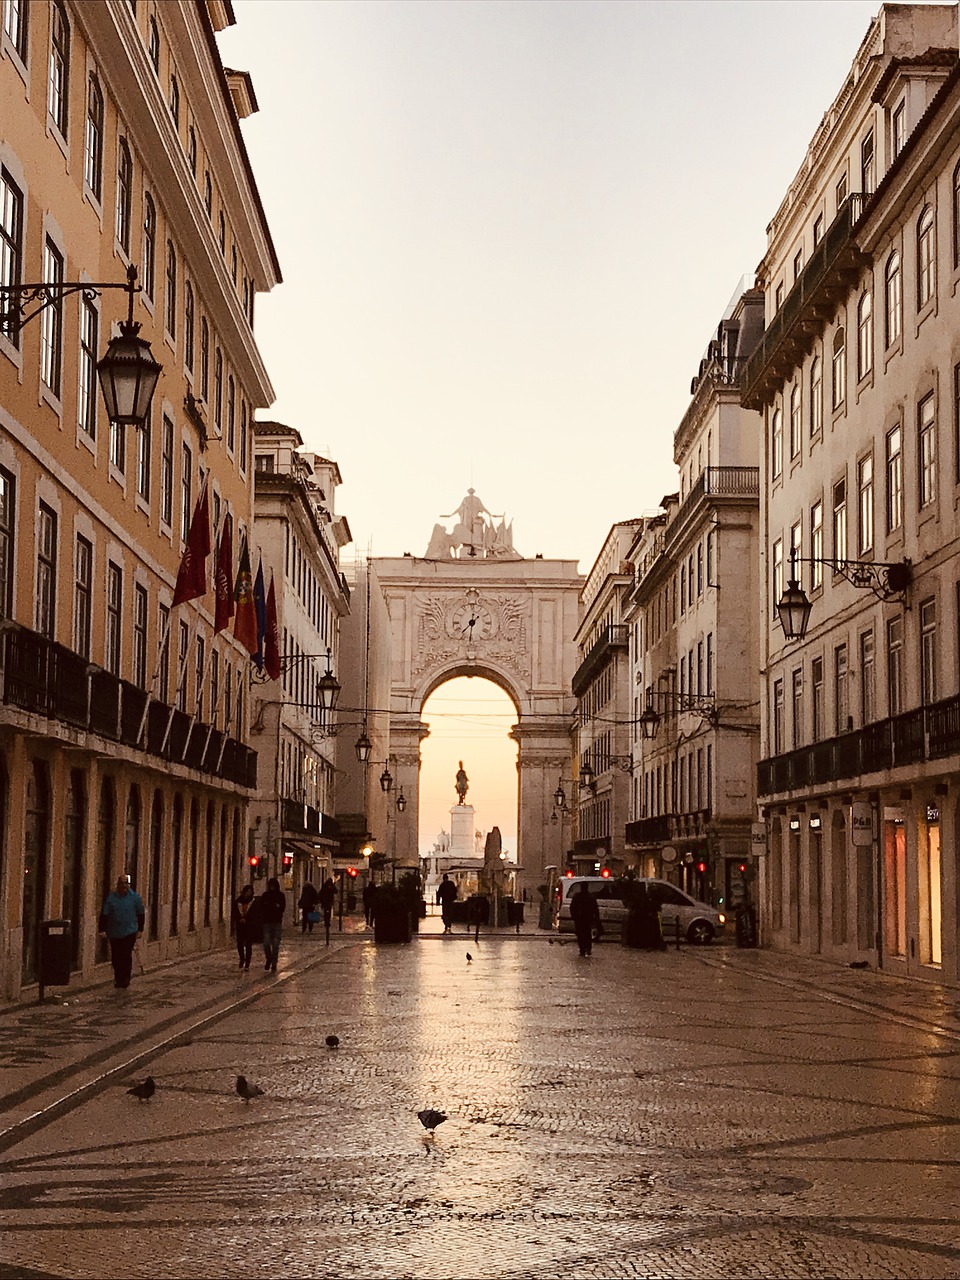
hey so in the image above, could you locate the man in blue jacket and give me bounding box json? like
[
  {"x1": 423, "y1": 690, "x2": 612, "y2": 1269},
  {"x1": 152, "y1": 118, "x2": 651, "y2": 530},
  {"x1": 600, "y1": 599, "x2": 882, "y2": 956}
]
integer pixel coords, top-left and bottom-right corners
[{"x1": 98, "y1": 877, "x2": 145, "y2": 989}]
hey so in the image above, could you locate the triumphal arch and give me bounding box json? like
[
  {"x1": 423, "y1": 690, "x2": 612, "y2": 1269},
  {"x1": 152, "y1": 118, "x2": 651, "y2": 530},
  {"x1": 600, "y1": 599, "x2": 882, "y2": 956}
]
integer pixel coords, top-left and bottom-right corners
[{"x1": 373, "y1": 492, "x2": 582, "y2": 896}]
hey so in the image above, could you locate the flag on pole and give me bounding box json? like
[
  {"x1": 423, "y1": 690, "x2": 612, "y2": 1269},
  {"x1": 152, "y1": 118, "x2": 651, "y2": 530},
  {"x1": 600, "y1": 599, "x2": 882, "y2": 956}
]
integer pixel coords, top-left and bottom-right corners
[
  {"x1": 265, "y1": 571, "x2": 281, "y2": 682},
  {"x1": 253, "y1": 557, "x2": 267, "y2": 672},
  {"x1": 214, "y1": 516, "x2": 235, "y2": 634},
  {"x1": 233, "y1": 537, "x2": 258, "y2": 655},
  {"x1": 171, "y1": 484, "x2": 211, "y2": 607}
]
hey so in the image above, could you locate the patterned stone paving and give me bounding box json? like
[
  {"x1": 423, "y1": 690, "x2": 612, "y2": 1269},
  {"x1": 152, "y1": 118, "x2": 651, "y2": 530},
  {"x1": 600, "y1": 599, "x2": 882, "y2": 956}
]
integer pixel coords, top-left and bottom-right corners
[{"x1": 1, "y1": 930, "x2": 960, "y2": 1278}]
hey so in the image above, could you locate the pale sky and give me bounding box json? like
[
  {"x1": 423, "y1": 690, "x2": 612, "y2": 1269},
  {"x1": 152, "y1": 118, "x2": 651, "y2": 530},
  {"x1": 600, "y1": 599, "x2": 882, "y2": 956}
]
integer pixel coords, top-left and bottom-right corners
[{"x1": 219, "y1": 0, "x2": 884, "y2": 852}]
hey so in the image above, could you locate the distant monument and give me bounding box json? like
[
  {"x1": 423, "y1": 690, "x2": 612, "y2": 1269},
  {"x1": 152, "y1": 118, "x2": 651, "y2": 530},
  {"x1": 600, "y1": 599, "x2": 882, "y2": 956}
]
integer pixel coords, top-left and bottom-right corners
[
  {"x1": 424, "y1": 489, "x2": 522, "y2": 560},
  {"x1": 455, "y1": 761, "x2": 469, "y2": 805}
]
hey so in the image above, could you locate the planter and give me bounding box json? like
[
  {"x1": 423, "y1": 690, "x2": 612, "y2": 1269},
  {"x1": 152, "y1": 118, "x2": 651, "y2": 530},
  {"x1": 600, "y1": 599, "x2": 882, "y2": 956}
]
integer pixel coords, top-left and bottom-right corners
[{"x1": 374, "y1": 907, "x2": 412, "y2": 943}]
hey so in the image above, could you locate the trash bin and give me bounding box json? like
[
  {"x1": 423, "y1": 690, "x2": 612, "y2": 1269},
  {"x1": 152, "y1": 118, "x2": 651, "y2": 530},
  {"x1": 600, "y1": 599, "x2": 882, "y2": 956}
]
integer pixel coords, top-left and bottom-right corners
[
  {"x1": 40, "y1": 919, "x2": 72, "y2": 986},
  {"x1": 735, "y1": 904, "x2": 758, "y2": 948}
]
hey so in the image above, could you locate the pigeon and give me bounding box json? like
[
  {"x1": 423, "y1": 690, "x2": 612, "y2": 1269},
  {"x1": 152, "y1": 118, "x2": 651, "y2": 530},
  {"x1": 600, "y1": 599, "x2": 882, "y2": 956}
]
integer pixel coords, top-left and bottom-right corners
[
  {"x1": 417, "y1": 1109, "x2": 447, "y2": 1131},
  {"x1": 325, "y1": 1035, "x2": 340, "y2": 1049},
  {"x1": 236, "y1": 1074, "x2": 264, "y2": 1102},
  {"x1": 127, "y1": 1076, "x2": 155, "y2": 1102},
  {"x1": 466, "y1": 953, "x2": 473, "y2": 962}
]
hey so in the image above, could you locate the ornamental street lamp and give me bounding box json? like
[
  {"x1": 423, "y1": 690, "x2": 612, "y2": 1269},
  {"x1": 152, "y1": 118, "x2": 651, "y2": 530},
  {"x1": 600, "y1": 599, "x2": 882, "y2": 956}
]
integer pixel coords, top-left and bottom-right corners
[
  {"x1": 1, "y1": 263, "x2": 160, "y2": 429},
  {"x1": 639, "y1": 689, "x2": 718, "y2": 740},
  {"x1": 775, "y1": 549, "x2": 912, "y2": 641}
]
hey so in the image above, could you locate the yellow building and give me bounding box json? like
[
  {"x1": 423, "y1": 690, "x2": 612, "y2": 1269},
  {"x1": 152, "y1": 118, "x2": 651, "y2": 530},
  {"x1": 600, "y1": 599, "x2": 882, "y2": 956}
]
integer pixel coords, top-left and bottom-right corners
[{"x1": 0, "y1": 1, "x2": 280, "y2": 997}]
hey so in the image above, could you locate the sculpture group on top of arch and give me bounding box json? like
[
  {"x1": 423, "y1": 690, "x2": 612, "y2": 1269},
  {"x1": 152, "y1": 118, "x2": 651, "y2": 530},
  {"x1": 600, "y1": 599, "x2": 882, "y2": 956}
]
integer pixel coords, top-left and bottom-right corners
[{"x1": 425, "y1": 489, "x2": 522, "y2": 560}]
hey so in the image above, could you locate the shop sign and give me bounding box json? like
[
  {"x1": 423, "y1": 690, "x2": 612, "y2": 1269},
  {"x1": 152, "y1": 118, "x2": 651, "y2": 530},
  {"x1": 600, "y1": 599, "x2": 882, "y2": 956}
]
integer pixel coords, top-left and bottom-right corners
[
  {"x1": 750, "y1": 822, "x2": 767, "y2": 852},
  {"x1": 851, "y1": 801, "x2": 874, "y2": 847}
]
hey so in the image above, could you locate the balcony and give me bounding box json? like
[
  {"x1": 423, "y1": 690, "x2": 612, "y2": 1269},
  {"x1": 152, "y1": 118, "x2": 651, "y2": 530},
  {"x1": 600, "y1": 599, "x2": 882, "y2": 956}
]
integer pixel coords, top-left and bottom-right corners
[
  {"x1": 741, "y1": 195, "x2": 868, "y2": 409},
  {"x1": 625, "y1": 814, "x2": 673, "y2": 845},
  {"x1": 0, "y1": 622, "x2": 257, "y2": 789},
  {"x1": 572, "y1": 624, "x2": 629, "y2": 698},
  {"x1": 757, "y1": 693, "x2": 960, "y2": 796},
  {"x1": 667, "y1": 467, "x2": 759, "y2": 546}
]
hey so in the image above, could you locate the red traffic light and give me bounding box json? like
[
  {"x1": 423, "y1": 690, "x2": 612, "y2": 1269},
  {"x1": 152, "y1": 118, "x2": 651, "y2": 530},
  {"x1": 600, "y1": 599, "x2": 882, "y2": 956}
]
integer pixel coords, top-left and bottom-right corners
[
  {"x1": 738, "y1": 863, "x2": 748, "y2": 874},
  {"x1": 600, "y1": 867, "x2": 611, "y2": 879},
  {"x1": 282, "y1": 853, "x2": 293, "y2": 868},
  {"x1": 696, "y1": 861, "x2": 707, "y2": 874},
  {"x1": 248, "y1": 855, "x2": 259, "y2": 868},
  {"x1": 346, "y1": 866, "x2": 358, "y2": 878}
]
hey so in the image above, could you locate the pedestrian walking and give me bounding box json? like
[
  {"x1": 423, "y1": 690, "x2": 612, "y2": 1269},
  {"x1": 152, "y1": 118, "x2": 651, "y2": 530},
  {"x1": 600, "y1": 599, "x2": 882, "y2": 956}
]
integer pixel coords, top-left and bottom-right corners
[
  {"x1": 318, "y1": 877, "x2": 337, "y2": 945},
  {"x1": 232, "y1": 884, "x2": 256, "y2": 969},
  {"x1": 436, "y1": 873, "x2": 457, "y2": 934},
  {"x1": 298, "y1": 881, "x2": 320, "y2": 934},
  {"x1": 259, "y1": 877, "x2": 286, "y2": 972},
  {"x1": 362, "y1": 879, "x2": 377, "y2": 927},
  {"x1": 98, "y1": 876, "x2": 145, "y2": 988},
  {"x1": 570, "y1": 882, "x2": 601, "y2": 957}
]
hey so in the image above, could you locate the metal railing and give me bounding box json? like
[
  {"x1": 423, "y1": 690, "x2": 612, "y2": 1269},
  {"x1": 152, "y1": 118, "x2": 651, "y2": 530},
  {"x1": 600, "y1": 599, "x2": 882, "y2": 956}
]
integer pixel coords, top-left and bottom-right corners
[{"x1": 572, "y1": 623, "x2": 630, "y2": 697}]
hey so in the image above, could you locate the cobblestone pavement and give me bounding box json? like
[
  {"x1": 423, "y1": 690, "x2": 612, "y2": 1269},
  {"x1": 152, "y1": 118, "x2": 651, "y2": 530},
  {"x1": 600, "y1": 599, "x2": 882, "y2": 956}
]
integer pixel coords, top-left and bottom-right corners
[{"x1": 1, "y1": 920, "x2": 960, "y2": 1279}]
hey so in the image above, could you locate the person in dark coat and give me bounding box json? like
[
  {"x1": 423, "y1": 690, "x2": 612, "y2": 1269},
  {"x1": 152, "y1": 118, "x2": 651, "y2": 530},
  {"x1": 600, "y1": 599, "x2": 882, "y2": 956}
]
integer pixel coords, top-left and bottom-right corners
[
  {"x1": 299, "y1": 881, "x2": 320, "y2": 934},
  {"x1": 436, "y1": 874, "x2": 458, "y2": 933},
  {"x1": 259, "y1": 877, "x2": 286, "y2": 972},
  {"x1": 633, "y1": 881, "x2": 666, "y2": 950},
  {"x1": 232, "y1": 884, "x2": 256, "y2": 969},
  {"x1": 98, "y1": 876, "x2": 145, "y2": 988},
  {"x1": 569, "y1": 882, "x2": 601, "y2": 957},
  {"x1": 318, "y1": 878, "x2": 337, "y2": 945},
  {"x1": 362, "y1": 879, "x2": 377, "y2": 926}
]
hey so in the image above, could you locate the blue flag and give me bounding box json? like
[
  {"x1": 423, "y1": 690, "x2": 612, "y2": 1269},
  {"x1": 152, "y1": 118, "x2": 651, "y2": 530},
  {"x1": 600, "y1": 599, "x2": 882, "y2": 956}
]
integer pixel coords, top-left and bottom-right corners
[{"x1": 253, "y1": 557, "x2": 267, "y2": 672}]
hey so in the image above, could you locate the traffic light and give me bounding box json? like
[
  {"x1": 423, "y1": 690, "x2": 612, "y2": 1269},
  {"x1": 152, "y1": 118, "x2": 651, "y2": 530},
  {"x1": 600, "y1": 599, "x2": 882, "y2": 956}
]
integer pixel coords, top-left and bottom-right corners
[
  {"x1": 600, "y1": 867, "x2": 611, "y2": 879},
  {"x1": 248, "y1": 855, "x2": 258, "y2": 869},
  {"x1": 282, "y1": 851, "x2": 293, "y2": 870},
  {"x1": 738, "y1": 862, "x2": 748, "y2": 874},
  {"x1": 696, "y1": 860, "x2": 707, "y2": 874},
  {"x1": 346, "y1": 866, "x2": 358, "y2": 878}
]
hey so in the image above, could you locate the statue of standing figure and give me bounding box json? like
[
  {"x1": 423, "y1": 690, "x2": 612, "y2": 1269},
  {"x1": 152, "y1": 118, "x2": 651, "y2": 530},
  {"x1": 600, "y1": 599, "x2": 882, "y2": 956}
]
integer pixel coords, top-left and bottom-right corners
[{"x1": 455, "y1": 761, "x2": 469, "y2": 805}]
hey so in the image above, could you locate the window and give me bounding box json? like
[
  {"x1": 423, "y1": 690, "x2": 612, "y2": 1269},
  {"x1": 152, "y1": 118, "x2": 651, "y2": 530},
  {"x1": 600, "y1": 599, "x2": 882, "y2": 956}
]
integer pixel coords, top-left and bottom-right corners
[
  {"x1": 812, "y1": 656, "x2": 824, "y2": 741},
  {"x1": 40, "y1": 238, "x2": 63, "y2": 396},
  {"x1": 85, "y1": 75, "x2": 104, "y2": 199},
  {"x1": 74, "y1": 535, "x2": 92, "y2": 657},
  {"x1": 793, "y1": 249, "x2": 803, "y2": 281},
  {"x1": 203, "y1": 171, "x2": 212, "y2": 218},
  {"x1": 0, "y1": 467, "x2": 14, "y2": 620},
  {"x1": 917, "y1": 206, "x2": 935, "y2": 309},
  {"x1": 789, "y1": 385, "x2": 801, "y2": 458},
  {"x1": 886, "y1": 424, "x2": 903, "y2": 532},
  {"x1": 184, "y1": 282, "x2": 194, "y2": 371},
  {"x1": 78, "y1": 297, "x2": 98, "y2": 437},
  {"x1": 214, "y1": 348, "x2": 223, "y2": 435},
  {"x1": 696, "y1": 543, "x2": 703, "y2": 596},
  {"x1": 165, "y1": 241, "x2": 177, "y2": 338},
  {"x1": 954, "y1": 163, "x2": 960, "y2": 270},
  {"x1": 791, "y1": 668, "x2": 803, "y2": 748},
  {"x1": 106, "y1": 562, "x2": 122, "y2": 675},
  {"x1": 200, "y1": 317, "x2": 209, "y2": 399},
  {"x1": 810, "y1": 500, "x2": 823, "y2": 590},
  {"x1": 834, "y1": 644, "x2": 848, "y2": 735},
  {"x1": 860, "y1": 629, "x2": 875, "y2": 725},
  {"x1": 772, "y1": 538, "x2": 783, "y2": 615},
  {"x1": 918, "y1": 393, "x2": 936, "y2": 508},
  {"x1": 705, "y1": 528, "x2": 714, "y2": 584},
  {"x1": 3, "y1": 0, "x2": 29, "y2": 61},
  {"x1": 773, "y1": 679, "x2": 784, "y2": 754},
  {"x1": 239, "y1": 398, "x2": 248, "y2": 473},
  {"x1": 160, "y1": 416, "x2": 173, "y2": 525},
  {"x1": 210, "y1": 651, "x2": 220, "y2": 727},
  {"x1": 188, "y1": 126, "x2": 197, "y2": 177},
  {"x1": 857, "y1": 455, "x2": 873, "y2": 554},
  {"x1": 0, "y1": 166, "x2": 23, "y2": 346},
  {"x1": 169, "y1": 75, "x2": 180, "y2": 128},
  {"x1": 110, "y1": 419, "x2": 125, "y2": 473},
  {"x1": 774, "y1": 281, "x2": 784, "y2": 312},
  {"x1": 831, "y1": 327, "x2": 845, "y2": 410},
  {"x1": 885, "y1": 251, "x2": 901, "y2": 346},
  {"x1": 836, "y1": 172, "x2": 848, "y2": 210},
  {"x1": 116, "y1": 140, "x2": 133, "y2": 254},
  {"x1": 955, "y1": 363, "x2": 960, "y2": 484},
  {"x1": 177, "y1": 619, "x2": 188, "y2": 711},
  {"x1": 48, "y1": 1, "x2": 70, "y2": 137},
  {"x1": 181, "y1": 443, "x2": 192, "y2": 543},
  {"x1": 857, "y1": 291, "x2": 872, "y2": 380},
  {"x1": 771, "y1": 406, "x2": 782, "y2": 479},
  {"x1": 133, "y1": 583, "x2": 148, "y2": 688},
  {"x1": 142, "y1": 194, "x2": 156, "y2": 299},
  {"x1": 158, "y1": 604, "x2": 170, "y2": 699},
  {"x1": 679, "y1": 564, "x2": 686, "y2": 615},
  {"x1": 195, "y1": 635, "x2": 205, "y2": 719},
  {"x1": 920, "y1": 599, "x2": 937, "y2": 705},
  {"x1": 706, "y1": 632, "x2": 713, "y2": 695},
  {"x1": 887, "y1": 616, "x2": 903, "y2": 715},
  {"x1": 892, "y1": 102, "x2": 906, "y2": 158},
  {"x1": 832, "y1": 478, "x2": 847, "y2": 562},
  {"x1": 137, "y1": 412, "x2": 150, "y2": 499},
  {"x1": 860, "y1": 129, "x2": 875, "y2": 196},
  {"x1": 227, "y1": 374, "x2": 235, "y2": 452},
  {"x1": 810, "y1": 355, "x2": 822, "y2": 437},
  {"x1": 218, "y1": 211, "x2": 226, "y2": 256},
  {"x1": 791, "y1": 520, "x2": 802, "y2": 585},
  {"x1": 148, "y1": 16, "x2": 159, "y2": 71},
  {"x1": 813, "y1": 213, "x2": 824, "y2": 247},
  {"x1": 36, "y1": 503, "x2": 57, "y2": 638}
]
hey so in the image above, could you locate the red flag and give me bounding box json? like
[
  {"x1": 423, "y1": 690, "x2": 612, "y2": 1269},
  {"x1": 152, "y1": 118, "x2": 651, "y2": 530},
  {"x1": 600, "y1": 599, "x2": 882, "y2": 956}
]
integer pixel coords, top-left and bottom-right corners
[
  {"x1": 233, "y1": 537, "x2": 258, "y2": 655},
  {"x1": 171, "y1": 484, "x2": 211, "y2": 607},
  {"x1": 265, "y1": 572, "x2": 281, "y2": 682},
  {"x1": 214, "y1": 516, "x2": 235, "y2": 634}
]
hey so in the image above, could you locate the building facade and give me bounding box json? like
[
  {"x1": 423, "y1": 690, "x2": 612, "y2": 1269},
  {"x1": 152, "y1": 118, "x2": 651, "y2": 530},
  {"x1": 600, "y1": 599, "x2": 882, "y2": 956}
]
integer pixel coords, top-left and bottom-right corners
[
  {"x1": 0, "y1": 1, "x2": 279, "y2": 996},
  {"x1": 745, "y1": 4, "x2": 960, "y2": 981}
]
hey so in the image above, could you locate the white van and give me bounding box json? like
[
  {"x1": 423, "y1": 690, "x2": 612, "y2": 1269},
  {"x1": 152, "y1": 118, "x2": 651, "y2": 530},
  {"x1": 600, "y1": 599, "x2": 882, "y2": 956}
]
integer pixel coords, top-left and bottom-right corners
[{"x1": 555, "y1": 876, "x2": 725, "y2": 944}]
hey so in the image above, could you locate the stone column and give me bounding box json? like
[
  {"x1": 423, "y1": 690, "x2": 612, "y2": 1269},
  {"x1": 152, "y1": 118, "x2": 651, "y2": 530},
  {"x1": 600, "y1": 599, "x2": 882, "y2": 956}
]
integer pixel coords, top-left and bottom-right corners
[
  {"x1": 511, "y1": 719, "x2": 573, "y2": 899},
  {"x1": 390, "y1": 715, "x2": 428, "y2": 870}
]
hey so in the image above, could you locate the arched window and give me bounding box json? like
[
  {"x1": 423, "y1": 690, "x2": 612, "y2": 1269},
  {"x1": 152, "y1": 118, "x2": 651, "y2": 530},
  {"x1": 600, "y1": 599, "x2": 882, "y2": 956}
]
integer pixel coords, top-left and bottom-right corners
[
  {"x1": 165, "y1": 240, "x2": 177, "y2": 338},
  {"x1": 857, "y1": 291, "x2": 872, "y2": 380},
  {"x1": 885, "y1": 251, "x2": 901, "y2": 346},
  {"x1": 810, "y1": 355, "x2": 823, "y2": 437},
  {"x1": 169, "y1": 75, "x2": 180, "y2": 128},
  {"x1": 148, "y1": 16, "x2": 160, "y2": 72},
  {"x1": 116, "y1": 139, "x2": 132, "y2": 253},
  {"x1": 917, "y1": 205, "x2": 935, "y2": 308},
  {"x1": 84, "y1": 75, "x2": 104, "y2": 199},
  {"x1": 184, "y1": 281, "x2": 195, "y2": 371},
  {"x1": 142, "y1": 193, "x2": 156, "y2": 298},
  {"x1": 832, "y1": 326, "x2": 845, "y2": 410},
  {"x1": 48, "y1": 1, "x2": 70, "y2": 137},
  {"x1": 789, "y1": 385, "x2": 801, "y2": 458}
]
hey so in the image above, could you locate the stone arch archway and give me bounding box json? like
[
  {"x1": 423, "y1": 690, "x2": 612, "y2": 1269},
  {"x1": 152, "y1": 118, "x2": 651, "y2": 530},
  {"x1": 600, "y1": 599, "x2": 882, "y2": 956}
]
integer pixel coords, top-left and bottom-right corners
[{"x1": 374, "y1": 506, "x2": 582, "y2": 896}]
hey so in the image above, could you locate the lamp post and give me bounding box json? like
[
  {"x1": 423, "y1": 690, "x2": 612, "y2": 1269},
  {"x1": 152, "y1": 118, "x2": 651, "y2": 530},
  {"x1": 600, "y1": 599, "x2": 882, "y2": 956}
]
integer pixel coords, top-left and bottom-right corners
[
  {"x1": 0, "y1": 263, "x2": 160, "y2": 429},
  {"x1": 775, "y1": 548, "x2": 912, "y2": 641},
  {"x1": 639, "y1": 690, "x2": 718, "y2": 741}
]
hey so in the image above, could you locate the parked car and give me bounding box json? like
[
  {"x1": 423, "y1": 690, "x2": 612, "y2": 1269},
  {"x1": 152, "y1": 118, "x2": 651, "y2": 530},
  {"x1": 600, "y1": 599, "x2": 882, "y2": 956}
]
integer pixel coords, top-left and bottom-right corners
[{"x1": 555, "y1": 876, "x2": 725, "y2": 944}]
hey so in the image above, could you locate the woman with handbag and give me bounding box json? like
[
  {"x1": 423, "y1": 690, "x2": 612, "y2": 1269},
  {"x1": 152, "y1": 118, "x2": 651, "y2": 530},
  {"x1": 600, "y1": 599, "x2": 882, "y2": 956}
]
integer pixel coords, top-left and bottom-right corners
[{"x1": 299, "y1": 882, "x2": 320, "y2": 934}]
